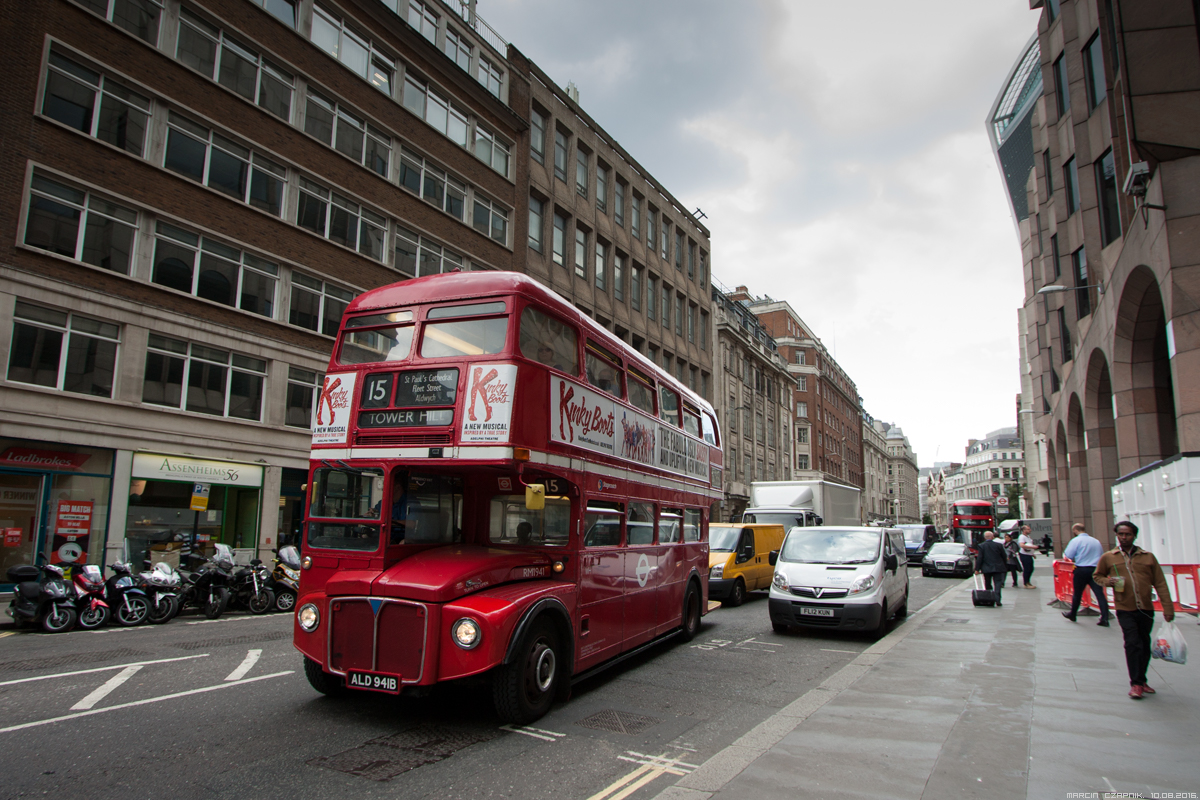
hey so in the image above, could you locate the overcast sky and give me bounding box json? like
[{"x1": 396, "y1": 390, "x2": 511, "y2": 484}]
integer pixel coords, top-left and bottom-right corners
[{"x1": 482, "y1": 0, "x2": 1041, "y2": 466}]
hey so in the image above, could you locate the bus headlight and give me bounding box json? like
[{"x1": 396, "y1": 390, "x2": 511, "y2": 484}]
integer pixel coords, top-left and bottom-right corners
[
  {"x1": 297, "y1": 603, "x2": 320, "y2": 632},
  {"x1": 849, "y1": 575, "x2": 876, "y2": 595},
  {"x1": 452, "y1": 618, "x2": 481, "y2": 649}
]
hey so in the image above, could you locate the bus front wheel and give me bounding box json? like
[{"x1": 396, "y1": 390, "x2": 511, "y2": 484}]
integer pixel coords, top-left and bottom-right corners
[
  {"x1": 304, "y1": 657, "x2": 346, "y2": 696},
  {"x1": 494, "y1": 619, "x2": 559, "y2": 724},
  {"x1": 679, "y1": 583, "x2": 701, "y2": 642}
]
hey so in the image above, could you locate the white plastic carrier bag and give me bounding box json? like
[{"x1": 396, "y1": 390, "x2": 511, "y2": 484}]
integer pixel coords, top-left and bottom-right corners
[{"x1": 1151, "y1": 619, "x2": 1188, "y2": 665}]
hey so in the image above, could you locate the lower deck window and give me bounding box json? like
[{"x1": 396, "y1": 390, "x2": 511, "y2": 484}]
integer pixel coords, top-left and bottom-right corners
[{"x1": 489, "y1": 494, "x2": 570, "y2": 546}]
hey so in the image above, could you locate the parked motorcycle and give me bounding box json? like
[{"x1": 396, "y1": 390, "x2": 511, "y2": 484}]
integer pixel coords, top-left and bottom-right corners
[
  {"x1": 6, "y1": 563, "x2": 77, "y2": 633},
  {"x1": 137, "y1": 561, "x2": 182, "y2": 624},
  {"x1": 178, "y1": 544, "x2": 234, "y2": 619},
  {"x1": 71, "y1": 564, "x2": 110, "y2": 630},
  {"x1": 229, "y1": 559, "x2": 274, "y2": 615},
  {"x1": 105, "y1": 562, "x2": 152, "y2": 626},
  {"x1": 269, "y1": 546, "x2": 300, "y2": 613}
]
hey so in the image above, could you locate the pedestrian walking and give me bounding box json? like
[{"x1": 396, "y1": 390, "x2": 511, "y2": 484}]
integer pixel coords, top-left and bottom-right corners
[
  {"x1": 1093, "y1": 521, "x2": 1176, "y2": 700},
  {"x1": 1017, "y1": 524, "x2": 1038, "y2": 588},
  {"x1": 1061, "y1": 522, "x2": 1110, "y2": 626},
  {"x1": 1003, "y1": 532, "x2": 1021, "y2": 588},
  {"x1": 974, "y1": 531, "x2": 1008, "y2": 606}
]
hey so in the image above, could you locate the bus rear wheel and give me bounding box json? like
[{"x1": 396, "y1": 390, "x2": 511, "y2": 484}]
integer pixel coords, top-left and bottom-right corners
[{"x1": 494, "y1": 619, "x2": 559, "y2": 724}]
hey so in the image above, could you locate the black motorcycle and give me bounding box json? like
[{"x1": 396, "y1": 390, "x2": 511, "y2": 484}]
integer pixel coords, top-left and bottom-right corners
[
  {"x1": 105, "y1": 562, "x2": 153, "y2": 626},
  {"x1": 6, "y1": 563, "x2": 77, "y2": 633},
  {"x1": 178, "y1": 544, "x2": 234, "y2": 619},
  {"x1": 229, "y1": 559, "x2": 275, "y2": 615},
  {"x1": 269, "y1": 546, "x2": 300, "y2": 613}
]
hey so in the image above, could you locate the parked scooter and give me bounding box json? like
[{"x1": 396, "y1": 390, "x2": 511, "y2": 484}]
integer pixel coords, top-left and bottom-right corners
[
  {"x1": 229, "y1": 559, "x2": 275, "y2": 615},
  {"x1": 6, "y1": 563, "x2": 77, "y2": 633},
  {"x1": 178, "y1": 544, "x2": 234, "y2": 619},
  {"x1": 137, "y1": 562, "x2": 182, "y2": 624},
  {"x1": 71, "y1": 564, "x2": 110, "y2": 629},
  {"x1": 105, "y1": 562, "x2": 152, "y2": 626},
  {"x1": 269, "y1": 546, "x2": 300, "y2": 613}
]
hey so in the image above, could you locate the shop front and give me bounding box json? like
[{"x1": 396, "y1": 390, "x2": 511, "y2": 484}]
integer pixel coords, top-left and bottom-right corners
[
  {"x1": 125, "y1": 453, "x2": 263, "y2": 570},
  {"x1": 0, "y1": 438, "x2": 114, "y2": 584}
]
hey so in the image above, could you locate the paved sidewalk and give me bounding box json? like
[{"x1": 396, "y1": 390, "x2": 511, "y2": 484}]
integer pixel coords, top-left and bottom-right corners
[{"x1": 655, "y1": 568, "x2": 1199, "y2": 800}]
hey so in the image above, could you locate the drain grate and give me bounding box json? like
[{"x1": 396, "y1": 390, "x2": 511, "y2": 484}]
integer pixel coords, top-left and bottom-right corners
[
  {"x1": 576, "y1": 709, "x2": 660, "y2": 735},
  {"x1": 0, "y1": 648, "x2": 153, "y2": 673},
  {"x1": 176, "y1": 631, "x2": 291, "y2": 650},
  {"x1": 310, "y1": 724, "x2": 500, "y2": 782},
  {"x1": 944, "y1": 618, "x2": 971, "y2": 624}
]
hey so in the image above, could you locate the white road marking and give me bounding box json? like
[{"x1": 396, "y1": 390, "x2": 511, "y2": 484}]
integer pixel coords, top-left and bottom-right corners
[
  {"x1": 224, "y1": 649, "x2": 262, "y2": 681},
  {"x1": 591, "y1": 751, "x2": 696, "y2": 800},
  {"x1": 617, "y1": 751, "x2": 698, "y2": 775},
  {"x1": 820, "y1": 648, "x2": 860, "y2": 654},
  {"x1": 0, "y1": 654, "x2": 210, "y2": 687},
  {"x1": 0, "y1": 670, "x2": 294, "y2": 734},
  {"x1": 500, "y1": 723, "x2": 566, "y2": 741},
  {"x1": 70, "y1": 665, "x2": 142, "y2": 711},
  {"x1": 186, "y1": 615, "x2": 277, "y2": 625}
]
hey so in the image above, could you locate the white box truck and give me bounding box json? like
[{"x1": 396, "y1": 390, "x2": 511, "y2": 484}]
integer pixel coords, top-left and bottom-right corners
[{"x1": 742, "y1": 480, "x2": 862, "y2": 528}]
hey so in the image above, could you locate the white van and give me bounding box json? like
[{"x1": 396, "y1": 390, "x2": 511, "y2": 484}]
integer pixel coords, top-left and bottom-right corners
[{"x1": 768, "y1": 526, "x2": 909, "y2": 640}]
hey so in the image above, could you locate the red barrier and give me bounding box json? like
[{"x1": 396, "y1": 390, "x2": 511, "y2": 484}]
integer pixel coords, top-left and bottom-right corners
[{"x1": 1052, "y1": 559, "x2": 1199, "y2": 615}]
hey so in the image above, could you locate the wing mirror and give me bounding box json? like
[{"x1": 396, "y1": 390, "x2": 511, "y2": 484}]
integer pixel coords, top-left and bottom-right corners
[{"x1": 768, "y1": 550, "x2": 779, "y2": 566}]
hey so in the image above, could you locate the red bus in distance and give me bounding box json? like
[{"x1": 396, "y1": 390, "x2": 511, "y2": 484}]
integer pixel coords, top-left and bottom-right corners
[
  {"x1": 294, "y1": 271, "x2": 723, "y2": 722},
  {"x1": 950, "y1": 500, "x2": 996, "y2": 552}
]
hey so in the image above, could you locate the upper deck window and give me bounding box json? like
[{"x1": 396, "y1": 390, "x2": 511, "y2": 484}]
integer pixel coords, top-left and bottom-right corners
[
  {"x1": 420, "y1": 303, "x2": 508, "y2": 358},
  {"x1": 702, "y1": 412, "x2": 718, "y2": 446},
  {"x1": 337, "y1": 311, "x2": 414, "y2": 365},
  {"x1": 627, "y1": 372, "x2": 655, "y2": 415},
  {"x1": 659, "y1": 386, "x2": 680, "y2": 427},
  {"x1": 585, "y1": 345, "x2": 622, "y2": 398},
  {"x1": 518, "y1": 305, "x2": 578, "y2": 375},
  {"x1": 681, "y1": 406, "x2": 701, "y2": 438}
]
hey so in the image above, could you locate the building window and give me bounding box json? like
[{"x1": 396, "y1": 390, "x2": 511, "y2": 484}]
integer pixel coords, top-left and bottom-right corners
[
  {"x1": 674, "y1": 295, "x2": 683, "y2": 336},
  {"x1": 530, "y1": 108, "x2": 546, "y2": 164},
  {"x1": 661, "y1": 284, "x2": 670, "y2": 329},
  {"x1": 661, "y1": 220, "x2": 669, "y2": 260},
  {"x1": 528, "y1": 196, "x2": 544, "y2": 252},
  {"x1": 1084, "y1": 33, "x2": 1106, "y2": 111},
  {"x1": 552, "y1": 212, "x2": 567, "y2": 266},
  {"x1": 700, "y1": 310, "x2": 708, "y2": 350},
  {"x1": 613, "y1": 253, "x2": 624, "y2": 301},
  {"x1": 402, "y1": 75, "x2": 468, "y2": 146},
  {"x1": 399, "y1": 0, "x2": 438, "y2": 42},
  {"x1": 443, "y1": 26, "x2": 471, "y2": 71},
  {"x1": 797, "y1": 375, "x2": 807, "y2": 392},
  {"x1": 614, "y1": 181, "x2": 625, "y2": 227},
  {"x1": 177, "y1": 9, "x2": 294, "y2": 121},
  {"x1": 81, "y1": 0, "x2": 161, "y2": 44},
  {"x1": 151, "y1": 223, "x2": 278, "y2": 316},
  {"x1": 554, "y1": 129, "x2": 569, "y2": 182},
  {"x1": 23, "y1": 171, "x2": 137, "y2": 275},
  {"x1": 647, "y1": 275, "x2": 657, "y2": 320},
  {"x1": 41, "y1": 47, "x2": 151, "y2": 156},
  {"x1": 142, "y1": 334, "x2": 265, "y2": 420},
  {"x1": 1053, "y1": 54, "x2": 1070, "y2": 117},
  {"x1": 473, "y1": 125, "x2": 510, "y2": 177},
  {"x1": 472, "y1": 196, "x2": 508, "y2": 245},
  {"x1": 699, "y1": 250, "x2": 707, "y2": 285},
  {"x1": 687, "y1": 302, "x2": 695, "y2": 342},
  {"x1": 687, "y1": 241, "x2": 696, "y2": 279},
  {"x1": 1043, "y1": 150, "x2": 1054, "y2": 196},
  {"x1": 1058, "y1": 307, "x2": 1072, "y2": 361},
  {"x1": 631, "y1": 265, "x2": 642, "y2": 310},
  {"x1": 1064, "y1": 157, "x2": 1079, "y2": 214},
  {"x1": 1072, "y1": 246, "x2": 1090, "y2": 317},
  {"x1": 310, "y1": 6, "x2": 394, "y2": 95},
  {"x1": 1095, "y1": 149, "x2": 1121, "y2": 246},
  {"x1": 7, "y1": 301, "x2": 119, "y2": 397},
  {"x1": 394, "y1": 226, "x2": 463, "y2": 278},
  {"x1": 647, "y1": 208, "x2": 656, "y2": 251},
  {"x1": 674, "y1": 230, "x2": 684, "y2": 270},
  {"x1": 476, "y1": 57, "x2": 503, "y2": 98},
  {"x1": 247, "y1": 0, "x2": 296, "y2": 26},
  {"x1": 797, "y1": 454, "x2": 809, "y2": 470},
  {"x1": 304, "y1": 91, "x2": 389, "y2": 176},
  {"x1": 593, "y1": 241, "x2": 608, "y2": 291},
  {"x1": 797, "y1": 401, "x2": 808, "y2": 418},
  {"x1": 574, "y1": 228, "x2": 587, "y2": 279},
  {"x1": 289, "y1": 273, "x2": 353, "y2": 335},
  {"x1": 795, "y1": 350, "x2": 805, "y2": 365},
  {"x1": 631, "y1": 195, "x2": 642, "y2": 238},
  {"x1": 398, "y1": 147, "x2": 465, "y2": 220},
  {"x1": 797, "y1": 426, "x2": 808, "y2": 443},
  {"x1": 1050, "y1": 233, "x2": 1061, "y2": 279},
  {"x1": 164, "y1": 112, "x2": 286, "y2": 217},
  {"x1": 575, "y1": 149, "x2": 589, "y2": 198},
  {"x1": 595, "y1": 163, "x2": 609, "y2": 213},
  {"x1": 285, "y1": 366, "x2": 323, "y2": 428},
  {"x1": 296, "y1": 178, "x2": 386, "y2": 260}
]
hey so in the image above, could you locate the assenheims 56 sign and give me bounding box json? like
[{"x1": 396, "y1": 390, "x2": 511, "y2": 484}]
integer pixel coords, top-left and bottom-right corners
[{"x1": 132, "y1": 454, "x2": 263, "y2": 487}]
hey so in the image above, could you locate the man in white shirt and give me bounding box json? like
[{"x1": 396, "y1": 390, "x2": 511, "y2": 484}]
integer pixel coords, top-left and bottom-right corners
[
  {"x1": 1017, "y1": 524, "x2": 1038, "y2": 588},
  {"x1": 1061, "y1": 522, "x2": 1110, "y2": 626}
]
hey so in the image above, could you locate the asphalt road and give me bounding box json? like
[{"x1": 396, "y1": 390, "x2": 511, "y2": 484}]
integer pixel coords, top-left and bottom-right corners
[{"x1": 0, "y1": 571, "x2": 962, "y2": 800}]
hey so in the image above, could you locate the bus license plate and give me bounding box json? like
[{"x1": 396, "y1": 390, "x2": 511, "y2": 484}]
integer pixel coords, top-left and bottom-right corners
[
  {"x1": 799, "y1": 606, "x2": 834, "y2": 617},
  {"x1": 346, "y1": 670, "x2": 400, "y2": 694}
]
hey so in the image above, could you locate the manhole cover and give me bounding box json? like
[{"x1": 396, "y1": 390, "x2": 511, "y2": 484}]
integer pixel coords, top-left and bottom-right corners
[
  {"x1": 310, "y1": 723, "x2": 499, "y2": 782},
  {"x1": 944, "y1": 618, "x2": 970, "y2": 624},
  {"x1": 576, "y1": 710, "x2": 660, "y2": 735}
]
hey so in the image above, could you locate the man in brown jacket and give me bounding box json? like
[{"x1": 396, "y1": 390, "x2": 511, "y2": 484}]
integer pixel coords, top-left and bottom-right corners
[{"x1": 1093, "y1": 521, "x2": 1175, "y2": 700}]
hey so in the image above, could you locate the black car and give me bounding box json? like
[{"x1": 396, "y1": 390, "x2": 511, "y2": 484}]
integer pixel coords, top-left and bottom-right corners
[{"x1": 922, "y1": 542, "x2": 974, "y2": 578}]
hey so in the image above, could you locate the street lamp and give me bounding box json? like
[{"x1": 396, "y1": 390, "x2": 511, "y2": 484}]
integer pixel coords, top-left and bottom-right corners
[{"x1": 1037, "y1": 283, "x2": 1104, "y2": 296}]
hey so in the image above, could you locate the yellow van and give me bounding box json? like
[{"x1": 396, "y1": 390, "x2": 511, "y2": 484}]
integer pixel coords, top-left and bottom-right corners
[{"x1": 708, "y1": 523, "x2": 787, "y2": 606}]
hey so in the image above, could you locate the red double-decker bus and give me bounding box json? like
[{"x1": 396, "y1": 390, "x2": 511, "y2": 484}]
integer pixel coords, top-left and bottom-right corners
[
  {"x1": 294, "y1": 271, "x2": 722, "y2": 722},
  {"x1": 950, "y1": 500, "x2": 996, "y2": 552}
]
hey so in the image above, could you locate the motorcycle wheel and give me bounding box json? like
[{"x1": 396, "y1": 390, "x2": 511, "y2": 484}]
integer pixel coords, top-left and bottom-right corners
[
  {"x1": 204, "y1": 587, "x2": 230, "y2": 620},
  {"x1": 275, "y1": 589, "x2": 297, "y2": 613},
  {"x1": 147, "y1": 594, "x2": 177, "y2": 625},
  {"x1": 249, "y1": 588, "x2": 275, "y2": 615},
  {"x1": 42, "y1": 604, "x2": 77, "y2": 634},
  {"x1": 77, "y1": 604, "x2": 109, "y2": 630},
  {"x1": 116, "y1": 595, "x2": 152, "y2": 626}
]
